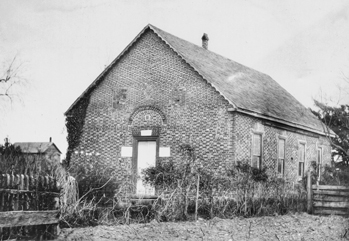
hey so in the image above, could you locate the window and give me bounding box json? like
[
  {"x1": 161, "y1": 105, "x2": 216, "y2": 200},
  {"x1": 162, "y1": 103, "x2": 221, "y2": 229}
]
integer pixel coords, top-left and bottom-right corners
[
  {"x1": 298, "y1": 143, "x2": 306, "y2": 178},
  {"x1": 317, "y1": 147, "x2": 323, "y2": 179},
  {"x1": 277, "y1": 139, "x2": 285, "y2": 175},
  {"x1": 252, "y1": 134, "x2": 262, "y2": 168}
]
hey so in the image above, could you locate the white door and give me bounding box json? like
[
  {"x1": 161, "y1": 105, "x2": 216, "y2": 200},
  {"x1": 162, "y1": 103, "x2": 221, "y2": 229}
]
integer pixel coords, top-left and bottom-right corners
[{"x1": 136, "y1": 141, "x2": 156, "y2": 195}]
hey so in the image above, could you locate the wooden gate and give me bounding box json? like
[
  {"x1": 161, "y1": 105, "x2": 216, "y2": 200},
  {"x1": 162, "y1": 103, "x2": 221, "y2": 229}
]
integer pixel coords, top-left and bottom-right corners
[
  {"x1": 306, "y1": 171, "x2": 349, "y2": 216},
  {"x1": 0, "y1": 174, "x2": 60, "y2": 240}
]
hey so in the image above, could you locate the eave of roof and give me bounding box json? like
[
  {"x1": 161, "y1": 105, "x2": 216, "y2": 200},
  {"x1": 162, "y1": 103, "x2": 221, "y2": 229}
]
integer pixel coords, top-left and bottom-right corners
[{"x1": 230, "y1": 108, "x2": 335, "y2": 137}]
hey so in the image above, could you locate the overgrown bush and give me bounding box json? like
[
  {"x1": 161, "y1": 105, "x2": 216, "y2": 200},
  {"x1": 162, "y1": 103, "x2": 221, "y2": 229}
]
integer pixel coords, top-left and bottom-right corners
[
  {"x1": 141, "y1": 144, "x2": 306, "y2": 221},
  {"x1": 61, "y1": 144, "x2": 308, "y2": 227},
  {"x1": 229, "y1": 162, "x2": 269, "y2": 182},
  {"x1": 307, "y1": 160, "x2": 349, "y2": 186},
  {"x1": 320, "y1": 164, "x2": 349, "y2": 186},
  {"x1": 68, "y1": 160, "x2": 120, "y2": 206},
  {"x1": 61, "y1": 157, "x2": 137, "y2": 227}
]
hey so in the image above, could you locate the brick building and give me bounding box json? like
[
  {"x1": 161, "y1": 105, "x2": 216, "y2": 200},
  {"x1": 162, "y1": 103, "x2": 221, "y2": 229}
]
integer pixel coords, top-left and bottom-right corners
[{"x1": 65, "y1": 24, "x2": 333, "y2": 195}]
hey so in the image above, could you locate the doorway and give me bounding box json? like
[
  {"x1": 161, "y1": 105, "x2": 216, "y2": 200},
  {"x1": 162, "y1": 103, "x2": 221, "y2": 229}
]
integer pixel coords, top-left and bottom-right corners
[{"x1": 136, "y1": 141, "x2": 156, "y2": 195}]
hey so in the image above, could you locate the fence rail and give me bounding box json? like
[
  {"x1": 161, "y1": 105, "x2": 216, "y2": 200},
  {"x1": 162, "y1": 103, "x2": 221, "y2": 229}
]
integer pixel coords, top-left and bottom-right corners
[
  {"x1": 307, "y1": 171, "x2": 349, "y2": 216},
  {"x1": 0, "y1": 173, "x2": 60, "y2": 240}
]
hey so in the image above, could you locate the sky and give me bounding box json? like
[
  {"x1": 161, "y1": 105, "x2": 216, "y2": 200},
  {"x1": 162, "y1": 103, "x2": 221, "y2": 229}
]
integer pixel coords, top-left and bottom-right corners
[{"x1": 1, "y1": 0, "x2": 349, "y2": 158}]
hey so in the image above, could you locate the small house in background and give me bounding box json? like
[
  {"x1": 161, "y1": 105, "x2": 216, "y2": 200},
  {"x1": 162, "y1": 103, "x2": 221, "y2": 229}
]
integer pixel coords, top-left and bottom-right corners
[{"x1": 13, "y1": 138, "x2": 62, "y2": 163}]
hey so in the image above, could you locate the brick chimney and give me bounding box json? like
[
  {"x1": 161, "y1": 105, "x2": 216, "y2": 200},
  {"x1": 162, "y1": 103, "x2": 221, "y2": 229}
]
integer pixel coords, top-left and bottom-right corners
[{"x1": 201, "y1": 33, "x2": 209, "y2": 50}]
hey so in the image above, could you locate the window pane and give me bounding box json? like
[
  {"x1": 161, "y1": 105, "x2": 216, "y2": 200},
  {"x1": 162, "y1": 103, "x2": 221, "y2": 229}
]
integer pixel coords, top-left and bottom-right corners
[
  {"x1": 278, "y1": 139, "x2": 285, "y2": 159},
  {"x1": 252, "y1": 156, "x2": 260, "y2": 168},
  {"x1": 253, "y1": 135, "x2": 261, "y2": 156},
  {"x1": 298, "y1": 162, "x2": 304, "y2": 177},
  {"x1": 277, "y1": 158, "x2": 283, "y2": 173},
  {"x1": 317, "y1": 149, "x2": 322, "y2": 165},
  {"x1": 299, "y1": 144, "x2": 305, "y2": 162}
]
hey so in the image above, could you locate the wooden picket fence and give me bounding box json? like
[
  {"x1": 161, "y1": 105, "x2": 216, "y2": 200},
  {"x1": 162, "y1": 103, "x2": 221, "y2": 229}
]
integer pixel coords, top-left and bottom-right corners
[
  {"x1": 0, "y1": 174, "x2": 60, "y2": 240},
  {"x1": 307, "y1": 171, "x2": 349, "y2": 216}
]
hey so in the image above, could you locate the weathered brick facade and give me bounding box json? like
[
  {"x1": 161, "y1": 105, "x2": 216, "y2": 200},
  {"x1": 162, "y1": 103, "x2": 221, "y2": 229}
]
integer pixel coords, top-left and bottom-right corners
[
  {"x1": 66, "y1": 26, "x2": 331, "y2": 189},
  {"x1": 233, "y1": 113, "x2": 331, "y2": 181},
  {"x1": 69, "y1": 30, "x2": 233, "y2": 176}
]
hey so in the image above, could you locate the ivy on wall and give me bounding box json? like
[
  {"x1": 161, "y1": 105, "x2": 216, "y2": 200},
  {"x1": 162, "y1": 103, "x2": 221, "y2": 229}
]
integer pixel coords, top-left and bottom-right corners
[{"x1": 65, "y1": 96, "x2": 91, "y2": 166}]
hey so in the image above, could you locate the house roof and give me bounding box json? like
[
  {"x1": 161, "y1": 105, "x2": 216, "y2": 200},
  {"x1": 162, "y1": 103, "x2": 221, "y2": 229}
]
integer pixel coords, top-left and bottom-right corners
[
  {"x1": 65, "y1": 24, "x2": 333, "y2": 136},
  {"x1": 13, "y1": 142, "x2": 62, "y2": 154}
]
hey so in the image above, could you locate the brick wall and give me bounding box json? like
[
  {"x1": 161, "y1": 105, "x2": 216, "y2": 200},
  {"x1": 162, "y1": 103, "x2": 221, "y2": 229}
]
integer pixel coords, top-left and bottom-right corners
[
  {"x1": 233, "y1": 113, "x2": 332, "y2": 182},
  {"x1": 69, "y1": 29, "x2": 234, "y2": 180}
]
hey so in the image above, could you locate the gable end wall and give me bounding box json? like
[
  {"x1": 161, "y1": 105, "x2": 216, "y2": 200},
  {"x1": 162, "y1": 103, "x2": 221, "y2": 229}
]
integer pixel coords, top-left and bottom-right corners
[{"x1": 69, "y1": 30, "x2": 234, "y2": 180}]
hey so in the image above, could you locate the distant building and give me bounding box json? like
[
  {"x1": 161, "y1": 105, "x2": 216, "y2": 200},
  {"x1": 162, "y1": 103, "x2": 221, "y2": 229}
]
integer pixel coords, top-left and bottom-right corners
[{"x1": 13, "y1": 140, "x2": 62, "y2": 163}]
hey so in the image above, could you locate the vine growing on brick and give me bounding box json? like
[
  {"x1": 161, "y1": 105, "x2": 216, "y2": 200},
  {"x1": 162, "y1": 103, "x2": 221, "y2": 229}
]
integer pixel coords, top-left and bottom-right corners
[{"x1": 65, "y1": 96, "x2": 91, "y2": 166}]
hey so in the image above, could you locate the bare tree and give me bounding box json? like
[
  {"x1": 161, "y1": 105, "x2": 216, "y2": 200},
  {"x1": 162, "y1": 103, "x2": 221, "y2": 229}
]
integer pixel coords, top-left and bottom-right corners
[
  {"x1": 311, "y1": 71, "x2": 349, "y2": 166},
  {"x1": 0, "y1": 55, "x2": 27, "y2": 107}
]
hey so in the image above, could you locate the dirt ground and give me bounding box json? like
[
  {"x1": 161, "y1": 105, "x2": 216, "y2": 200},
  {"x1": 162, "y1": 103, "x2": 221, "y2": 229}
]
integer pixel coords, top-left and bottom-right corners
[{"x1": 57, "y1": 213, "x2": 349, "y2": 241}]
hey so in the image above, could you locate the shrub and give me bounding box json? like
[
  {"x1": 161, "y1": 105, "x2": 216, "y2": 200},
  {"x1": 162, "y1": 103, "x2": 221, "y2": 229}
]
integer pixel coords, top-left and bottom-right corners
[
  {"x1": 61, "y1": 157, "x2": 137, "y2": 227},
  {"x1": 69, "y1": 160, "x2": 120, "y2": 206},
  {"x1": 320, "y1": 164, "x2": 349, "y2": 186},
  {"x1": 142, "y1": 145, "x2": 306, "y2": 221},
  {"x1": 228, "y1": 162, "x2": 269, "y2": 182},
  {"x1": 62, "y1": 144, "x2": 308, "y2": 227}
]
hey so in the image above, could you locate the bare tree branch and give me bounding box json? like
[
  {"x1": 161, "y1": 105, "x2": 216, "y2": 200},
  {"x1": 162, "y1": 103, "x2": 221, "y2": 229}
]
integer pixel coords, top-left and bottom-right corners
[
  {"x1": 0, "y1": 55, "x2": 27, "y2": 109},
  {"x1": 0, "y1": 56, "x2": 17, "y2": 83}
]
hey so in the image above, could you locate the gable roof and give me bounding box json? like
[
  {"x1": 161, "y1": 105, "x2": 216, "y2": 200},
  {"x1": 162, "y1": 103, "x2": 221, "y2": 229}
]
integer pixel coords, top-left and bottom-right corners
[
  {"x1": 65, "y1": 24, "x2": 333, "y2": 136},
  {"x1": 13, "y1": 142, "x2": 62, "y2": 154}
]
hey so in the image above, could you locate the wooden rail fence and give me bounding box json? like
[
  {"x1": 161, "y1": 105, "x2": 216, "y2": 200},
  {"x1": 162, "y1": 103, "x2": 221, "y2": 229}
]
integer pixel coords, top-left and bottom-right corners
[
  {"x1": 307, "y1": 171, "x2": 349, "y2": 216},
  {"x1": 0, "y1": 173, "x2": 60, "y2": 240}
]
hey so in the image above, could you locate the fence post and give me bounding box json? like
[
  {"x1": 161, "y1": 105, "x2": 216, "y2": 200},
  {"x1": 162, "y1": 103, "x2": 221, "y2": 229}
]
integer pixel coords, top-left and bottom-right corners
[
  {"x1": 307, "y1": 170, "x2": 313, "y2": 214},
  {"x1": 195, "y1": 174, "x2": 200, "y2": 221}
]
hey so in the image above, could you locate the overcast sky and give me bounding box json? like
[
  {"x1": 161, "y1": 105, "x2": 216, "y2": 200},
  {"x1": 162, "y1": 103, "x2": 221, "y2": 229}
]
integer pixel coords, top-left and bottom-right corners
[{"x1": 1, "y1": 0, "x2": 349, "y2": 158}]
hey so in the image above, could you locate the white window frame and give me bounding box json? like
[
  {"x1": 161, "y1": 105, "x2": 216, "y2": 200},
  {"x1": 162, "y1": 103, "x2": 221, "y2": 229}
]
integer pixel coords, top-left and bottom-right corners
[
  {"x1": 251, "y1": 131, "x2": 263, "y2": 169},
  {"x1": 277, "y1": 136, "x2": 286, "y2": 177},
  {"x1": 298, "y1": 141, "x2": 306, "y2": 179}
]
